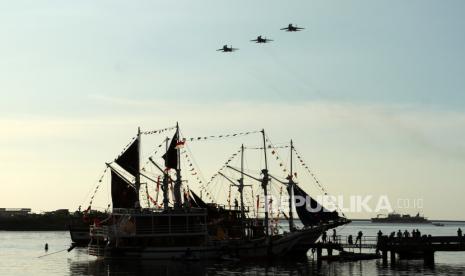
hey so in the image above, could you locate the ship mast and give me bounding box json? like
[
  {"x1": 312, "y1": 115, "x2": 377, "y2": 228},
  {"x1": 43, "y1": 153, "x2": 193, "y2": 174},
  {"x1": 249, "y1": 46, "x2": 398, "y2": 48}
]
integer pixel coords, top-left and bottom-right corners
[
  {"x1": 163, "y1": 137, "x2": 170, "y2": 210},
  {"x1": 239, "y1": 144, "x2": 246, "y2": 220},
  {"x1": 261, "y1": 129, "x2": 270, "y2": 237},
  {"x1": 287, "y1": 140, "x2": 295, "y2": 231},
  {"x1": 174, "y1": 122, "x2": 183, "y2": 209},
  {"x1": 136, "y1": 127, "x2": 142, "y2": 205}
]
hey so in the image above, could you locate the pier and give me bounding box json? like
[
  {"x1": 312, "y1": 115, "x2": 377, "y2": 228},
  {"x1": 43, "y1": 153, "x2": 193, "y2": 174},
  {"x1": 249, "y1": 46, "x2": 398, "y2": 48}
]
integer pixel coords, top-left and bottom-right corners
[
  {"x1": 307, "y1": 234, "x2": 465, "y2": 265},
  {"x1": 377, "y1": 235, "x2": 465, "y2": 265}
]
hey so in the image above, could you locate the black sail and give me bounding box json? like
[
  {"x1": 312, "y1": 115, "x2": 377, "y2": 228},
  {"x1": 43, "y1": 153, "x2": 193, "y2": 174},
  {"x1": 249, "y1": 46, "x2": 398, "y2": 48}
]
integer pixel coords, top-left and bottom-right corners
[
  {"x1": 115, "y1": 138, "x2": 139, "y2": 176},
  {"x1": 111, "y1": 171, "x2": 138, "y2": 209},
  {"x1": 190, "y1": 190, "x2": 208, "y2": 209},
  {"x1": 162, "y1": 132, "x2": 178, "y2": 170},
  {"x1": 293, "y1": 184, "x2": 339, "y2": 227}
]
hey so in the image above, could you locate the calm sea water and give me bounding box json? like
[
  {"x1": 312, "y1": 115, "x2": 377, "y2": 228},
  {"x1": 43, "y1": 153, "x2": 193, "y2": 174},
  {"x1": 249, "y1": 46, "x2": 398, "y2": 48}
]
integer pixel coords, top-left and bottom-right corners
[{"x1": 1, "y1": 221, "x2": 465, "y2": 276}]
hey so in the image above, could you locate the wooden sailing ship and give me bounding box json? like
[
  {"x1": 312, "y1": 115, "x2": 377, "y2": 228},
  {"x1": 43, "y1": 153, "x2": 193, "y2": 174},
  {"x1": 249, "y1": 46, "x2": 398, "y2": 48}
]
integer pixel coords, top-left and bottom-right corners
[{"x1": 85, "y1": 124, "x2": 349, "y2": 259}]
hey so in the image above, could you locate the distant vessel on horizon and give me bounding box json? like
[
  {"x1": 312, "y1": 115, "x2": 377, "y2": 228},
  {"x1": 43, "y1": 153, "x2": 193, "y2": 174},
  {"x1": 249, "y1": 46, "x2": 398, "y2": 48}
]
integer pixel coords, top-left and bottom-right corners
[{"x1": 371, "y1": 212, "x2": 431, "y2": 224}]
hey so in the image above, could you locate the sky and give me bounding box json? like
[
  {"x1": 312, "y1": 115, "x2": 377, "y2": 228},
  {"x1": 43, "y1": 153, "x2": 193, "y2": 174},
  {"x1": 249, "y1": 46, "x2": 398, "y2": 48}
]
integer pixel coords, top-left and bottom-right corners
[{"x1": 0, "y1": 0, "x2": 465, "y2": 219}]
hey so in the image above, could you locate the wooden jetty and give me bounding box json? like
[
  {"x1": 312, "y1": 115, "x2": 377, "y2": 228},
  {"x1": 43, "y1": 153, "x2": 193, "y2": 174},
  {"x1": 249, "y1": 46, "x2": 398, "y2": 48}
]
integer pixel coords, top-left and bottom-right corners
[
  {"x1": 377, "y1": 235, "x2": 465, "y2": 265},
  {"x1": 306, "y1": 234, "x2": 465, "y2": 265},
  {"x1": 306, "y1": 236, "x2": 380, "y2": 264}
]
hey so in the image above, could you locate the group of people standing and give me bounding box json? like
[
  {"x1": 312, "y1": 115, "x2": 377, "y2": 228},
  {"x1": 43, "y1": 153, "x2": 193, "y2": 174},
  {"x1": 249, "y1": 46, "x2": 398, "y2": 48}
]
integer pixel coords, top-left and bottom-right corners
[
  {"x1": 320, "y1": 227, "x2": 464, "y2": 246},
  {"x1": 321, "y1": 229, "x2": 364, "y2": 245},
  {"x1": 385, "y1": 229, "x2": 422, "y2": 239}
]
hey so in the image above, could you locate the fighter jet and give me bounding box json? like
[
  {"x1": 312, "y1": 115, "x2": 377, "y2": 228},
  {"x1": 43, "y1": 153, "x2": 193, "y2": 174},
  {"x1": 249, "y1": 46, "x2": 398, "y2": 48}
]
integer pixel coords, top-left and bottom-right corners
[
  {"x1": 280, "y1": 24, "x2": 305, "y2": 32},
  {"x1": 216, "y1": 45, "x2": 238, "y2": 52},
  {"x1": 250, "y1": 35, "x2": 273, "y2": 43}
]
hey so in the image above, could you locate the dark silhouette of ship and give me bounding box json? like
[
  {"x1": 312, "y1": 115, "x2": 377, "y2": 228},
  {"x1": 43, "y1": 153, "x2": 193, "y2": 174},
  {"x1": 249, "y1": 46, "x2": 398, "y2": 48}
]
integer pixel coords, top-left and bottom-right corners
[
  {"x1": 74, "y1": 124, "x2": 349, "y2": 259},
  {"x1": 371, "y1": 212, "x2": 431, "y2": 224}
]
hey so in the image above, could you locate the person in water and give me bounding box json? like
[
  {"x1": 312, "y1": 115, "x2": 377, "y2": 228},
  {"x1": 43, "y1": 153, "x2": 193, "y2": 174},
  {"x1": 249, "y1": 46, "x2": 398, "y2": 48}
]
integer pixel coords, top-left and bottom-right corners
[{"x1": 44, "y1": 243, "x2": 48, "y2": 252}]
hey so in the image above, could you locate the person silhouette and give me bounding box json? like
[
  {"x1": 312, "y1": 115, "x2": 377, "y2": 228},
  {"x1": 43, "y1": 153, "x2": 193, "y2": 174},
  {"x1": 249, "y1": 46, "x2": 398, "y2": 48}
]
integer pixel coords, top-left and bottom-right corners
[
  {"x1": 322, "y1": 231, "x2": 327, "y2": 243},
  {"x1": 355, "y1": 231, "x2": 363, "y2": 245}
]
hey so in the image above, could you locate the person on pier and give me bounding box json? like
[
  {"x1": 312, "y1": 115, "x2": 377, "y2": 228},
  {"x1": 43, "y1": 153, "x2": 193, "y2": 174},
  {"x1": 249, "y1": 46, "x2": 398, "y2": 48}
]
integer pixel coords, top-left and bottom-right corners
[
  {"x1": 332, "y1": 229, "x2": 337, "y2": 243},
  {"x1": 403, "y1": 230, "x2": 410, "y2": 238},
  {"x1": 322, "y1": 231, "x2": 327, "y2": 243},
  {"x1": 355, "y1": 231, "x2": 363, "y2": 245},
  {"x1": 397, "y1": 230, "x2": 402, "y2": 239},
  {"x1": 458, "y1": 228, "x2": 462, "y2": 237}
]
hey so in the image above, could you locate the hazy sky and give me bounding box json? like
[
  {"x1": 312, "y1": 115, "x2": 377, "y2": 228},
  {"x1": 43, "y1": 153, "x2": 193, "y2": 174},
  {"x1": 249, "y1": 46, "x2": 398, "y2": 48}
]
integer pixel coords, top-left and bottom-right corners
[{"x1": 1, "y1": 0, "x2": 464, "y2": 219}]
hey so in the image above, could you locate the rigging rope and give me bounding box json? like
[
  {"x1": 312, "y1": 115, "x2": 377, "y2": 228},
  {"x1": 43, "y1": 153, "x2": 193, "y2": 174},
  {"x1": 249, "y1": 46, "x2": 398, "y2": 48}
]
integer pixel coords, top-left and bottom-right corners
[
  {"x1": 141, "y1": 126, "x2": 177, "y2": 135},
  {"x1": 84, "y1": 167, "x2": 109, "y2": 210},
  {"x1": 141, "y1": 139, "x2": 168, "y2": 171},
  {"x1": 265, "y1": 135, "x2": 291, "y2": 176},
  {"x1": 204, "y1": 147, "x2": 242, "y2": 189},
  {"x1": 184, "y1": 130, "x2": 261, "y2": 142},
  {"x1": 292, "y1": 146, "x2": 346, "y2": 218}
]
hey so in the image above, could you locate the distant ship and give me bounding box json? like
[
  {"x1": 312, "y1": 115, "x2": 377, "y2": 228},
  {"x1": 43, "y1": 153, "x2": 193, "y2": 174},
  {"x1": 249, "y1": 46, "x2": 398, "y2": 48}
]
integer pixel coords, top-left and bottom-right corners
[{"x1": 371, "y1": 212, "x2": 431, "y2": 224}]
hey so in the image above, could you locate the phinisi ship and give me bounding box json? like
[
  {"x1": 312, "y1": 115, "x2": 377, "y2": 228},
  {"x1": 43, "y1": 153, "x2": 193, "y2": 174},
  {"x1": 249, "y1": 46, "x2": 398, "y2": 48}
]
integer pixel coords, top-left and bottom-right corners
[{"x1": 85, "y1": 124, "x2": 349, "y2": 259}]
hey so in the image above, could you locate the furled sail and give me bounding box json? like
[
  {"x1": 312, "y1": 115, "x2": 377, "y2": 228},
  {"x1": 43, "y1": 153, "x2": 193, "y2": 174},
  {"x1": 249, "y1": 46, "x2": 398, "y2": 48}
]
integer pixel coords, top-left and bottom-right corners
[
  {"x1": 293, "y1": 184, "x2": 339, "y2": 227},
  {"x1": 111, "y1": 171, "x2": 138, "y2": 209},
  {"x1": 115, "y1": 138, "x2": 139, "y2": 176},
  {"x1": 162, "y1": 131, "x2": 178, "y2": 170}
]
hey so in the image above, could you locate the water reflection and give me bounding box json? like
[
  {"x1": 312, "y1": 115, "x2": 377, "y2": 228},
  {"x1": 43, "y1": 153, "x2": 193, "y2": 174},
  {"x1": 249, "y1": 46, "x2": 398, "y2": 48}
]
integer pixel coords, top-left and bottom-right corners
[
  {"x1": 68, "y1": 257, "x2": 364, "y2": 276},
  {"x1": 69, "y1": 259, "x2": 208, "y2": 276},
  {"x1": 67, "y1": 254, "x2": 465, "y2": 276}
]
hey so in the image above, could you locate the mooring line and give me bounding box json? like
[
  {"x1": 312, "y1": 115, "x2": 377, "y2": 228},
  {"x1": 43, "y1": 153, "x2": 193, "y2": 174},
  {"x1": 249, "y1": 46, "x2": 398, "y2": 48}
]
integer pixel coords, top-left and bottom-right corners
[{"x1": 37, "y1": 248, "x2": 68, "y2": 258}]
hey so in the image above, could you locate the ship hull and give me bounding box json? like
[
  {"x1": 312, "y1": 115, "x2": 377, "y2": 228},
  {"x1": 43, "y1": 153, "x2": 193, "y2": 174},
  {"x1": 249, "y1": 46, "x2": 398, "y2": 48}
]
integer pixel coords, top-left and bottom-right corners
[
  {"x1": 92, "y1": 227, "x2": 323, "y2": 260},
  {"x1": 371, "y1": 219, "x2": 431, "y2": 224},
  {"x1": 69, "y1": 225, "x2": 91, "y2": 246}
]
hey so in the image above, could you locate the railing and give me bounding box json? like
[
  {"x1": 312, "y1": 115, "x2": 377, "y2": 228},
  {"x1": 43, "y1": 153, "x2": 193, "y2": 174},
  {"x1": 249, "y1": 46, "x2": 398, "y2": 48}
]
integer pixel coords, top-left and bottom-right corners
[
  {"x1": 319, "y1": 235, "x2": 379, "y2": 249},
  {"x1": 111, "y1": 208, "x2": 207, "y2": 216},
  {"x1": 90, "y1": 225, "x2": 108, "y2": 237},
  {"x1": 88, "y1": 244, "x2": 104, "y2": 257},
  {"x1": 90, "y1": 224, "x2": 207, "y2": 238},
  {"x1": 378, "y1": 235, "x2": 465, "y2": 249}
]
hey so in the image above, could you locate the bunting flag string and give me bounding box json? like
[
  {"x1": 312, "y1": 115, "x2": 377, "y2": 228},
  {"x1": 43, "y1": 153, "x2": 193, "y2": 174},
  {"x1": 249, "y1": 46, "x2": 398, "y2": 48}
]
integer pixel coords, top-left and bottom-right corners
[
  {"x1": 141, "y1": 140, "x2": 168, "y2": 171},
  {"x1": 245, "y1": 145, "x2": 290, "y2": 150},
  {"x1": 203, "y1": 147, "x2": 242, "y2": 190},
  {"x1": 114, "y1": 136, "x2": 137, "y2": 161},
  {"x1": 86, "y1": 167, "x2": 109, "y2": 210},
  {"x1": 184, "y1": 130, "x2": 260, "y2": 142},
  {"x1": 265, "y1": 135, "x2": 290, "y2": 177},
  {"x1": 182, "y1": 148, "x2": 216, "y2": 203},
  {"x1": 141, "y1": 126, "x2": 177, "y2": 135},
  {"x1": 292, "y1": 146, "x2": 346, "y2": 217}
]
